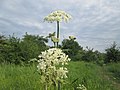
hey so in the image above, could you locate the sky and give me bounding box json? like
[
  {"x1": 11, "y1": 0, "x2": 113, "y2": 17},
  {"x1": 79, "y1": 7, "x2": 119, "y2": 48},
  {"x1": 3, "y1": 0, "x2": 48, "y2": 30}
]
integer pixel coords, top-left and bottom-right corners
[{"x1": 0, "y1": 0, "x2": 120, "y2": 52}]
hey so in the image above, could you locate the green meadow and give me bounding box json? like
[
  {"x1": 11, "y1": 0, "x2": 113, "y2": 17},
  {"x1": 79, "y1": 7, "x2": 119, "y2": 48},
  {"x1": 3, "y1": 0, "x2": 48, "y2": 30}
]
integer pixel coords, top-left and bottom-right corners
[{"x1": 0, "y1": 61, "x2": 120, "y2": 90}]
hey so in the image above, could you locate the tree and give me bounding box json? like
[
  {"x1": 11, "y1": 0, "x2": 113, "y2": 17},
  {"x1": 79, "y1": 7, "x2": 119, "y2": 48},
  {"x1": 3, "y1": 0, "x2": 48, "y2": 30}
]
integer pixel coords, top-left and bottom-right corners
[
  {"x1": 44, "y1": 10, "x2": 72, "y2": 47},
  {"x1": 0, "y1": 34, "x2": 22, "y2": 64},
  {"x1": 105, "y1": 42, "x2": 120, "y2": 63},
  {"x1": 0, "y1": 35, "x2": 9, "y2": 63},
  {"x1": 0, "y1": 33, "x2": 49, "y2": 64},
  {"x1": 20, "y1": 33, "x2": 48, "y2": 63},
  {"x1": 62, "y1": 38, "x2": 83, "y2": 60},
  {"x1": 81, "y1": 47, "x2": 100, "y2": 62}
]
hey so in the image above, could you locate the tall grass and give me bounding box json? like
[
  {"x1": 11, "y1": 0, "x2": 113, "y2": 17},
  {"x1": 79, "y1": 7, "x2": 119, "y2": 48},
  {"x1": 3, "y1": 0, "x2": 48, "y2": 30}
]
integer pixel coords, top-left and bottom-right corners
[
  {"x1": 66, "y1": 61, "x2": 116, "y2": 90},
  {"x1": 0, "y1": 62, "x2": 118, "y2": 90},
  {"x1": 0, "y1": 64, "x2": 41, "y2": 90},
  {"x1": 105, "y1": 62, "x2": 120, "y2": 83}
]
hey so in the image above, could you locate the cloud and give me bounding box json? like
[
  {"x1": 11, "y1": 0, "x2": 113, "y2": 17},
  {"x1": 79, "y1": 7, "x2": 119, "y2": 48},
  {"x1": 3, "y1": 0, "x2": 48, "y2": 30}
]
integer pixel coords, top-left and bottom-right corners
[{"x1": 0, "y1": 0, "x2": 120, "y2": 52}]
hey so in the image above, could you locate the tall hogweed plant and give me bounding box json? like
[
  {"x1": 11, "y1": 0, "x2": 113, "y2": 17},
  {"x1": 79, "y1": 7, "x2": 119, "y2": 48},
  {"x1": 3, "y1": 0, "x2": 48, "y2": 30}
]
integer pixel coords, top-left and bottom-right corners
[
  {"x1": 44, "y1": 10, "x2": 71, "y2": 47},
  {"x1": 35, "y1": 10, "x2": 87, "y2": 90},
  {"x1": 37, "y1": 48, "x2": 70, "y2": 90}
]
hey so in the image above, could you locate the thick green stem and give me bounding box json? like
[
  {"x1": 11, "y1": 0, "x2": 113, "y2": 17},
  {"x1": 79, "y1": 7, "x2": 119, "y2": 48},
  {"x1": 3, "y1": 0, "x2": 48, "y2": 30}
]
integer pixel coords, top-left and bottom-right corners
[
  {"x1": 54, "y1": 42, "x2": 56, "y2": 48},
  {"x1": 58, "y1": 81, "x2": 61, "y2": 90},
  {"x1": 44, "y1": 84, "x2": 47, "y2": 90},
  {"x1": 57, "y1": 21, "x2": 60, "y2": 48},
  {"x1": 54, "y1": 84, "x2": 57, "y2": 90}
]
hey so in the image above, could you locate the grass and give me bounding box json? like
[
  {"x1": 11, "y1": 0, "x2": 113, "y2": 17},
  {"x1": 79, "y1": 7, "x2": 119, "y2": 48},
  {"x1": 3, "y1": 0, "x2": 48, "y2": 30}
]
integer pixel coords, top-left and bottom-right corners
[
  {"x1": 0, "y1": 64, "x2": 41, "y2": 90},
  {"x1": 104, "y1": 62, "x2": 120, "y2": 83},
  {"x1": 67, "y1": 62, "x2": 116, "y2": 90},
  {"x1": 0, "y1": 61, "x2": 119, "y2": 90}
]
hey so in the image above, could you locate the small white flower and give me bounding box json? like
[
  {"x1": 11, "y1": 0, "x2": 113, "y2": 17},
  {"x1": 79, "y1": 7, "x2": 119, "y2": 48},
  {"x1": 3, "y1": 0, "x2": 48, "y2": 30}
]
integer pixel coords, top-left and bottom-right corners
[
  {"x1": 44, "y1": 10, "x2": 72, "y2": 22},
  {"x1": 37, "y1": 48, "x2": 70, "y2": 84},
  {"x1": 77, "y1": 84, "x2": 87, "y2": 90},
  {"x1": 57, "y1": 67, "x2": 68, "y2": 79}
]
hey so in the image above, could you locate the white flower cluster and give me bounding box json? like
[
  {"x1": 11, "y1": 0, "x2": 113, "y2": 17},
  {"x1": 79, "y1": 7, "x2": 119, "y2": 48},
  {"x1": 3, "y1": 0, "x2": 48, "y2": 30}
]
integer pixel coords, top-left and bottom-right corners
[
  {"x1": 44, "y1": 10, "x2": 72, "y2": 22},
  {"x1": 37, "y1": 48, "x2": 71, "y2": 83},
  {"x1": 77, "y1": 84, "x2": 87, "y2": 90}
]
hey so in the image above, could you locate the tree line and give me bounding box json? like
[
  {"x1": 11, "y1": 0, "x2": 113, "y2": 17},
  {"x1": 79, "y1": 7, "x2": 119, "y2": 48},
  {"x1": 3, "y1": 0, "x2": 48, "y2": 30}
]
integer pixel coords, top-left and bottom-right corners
[{"x1": 0, "y1": 33, "x2": 120, "y2": 65}]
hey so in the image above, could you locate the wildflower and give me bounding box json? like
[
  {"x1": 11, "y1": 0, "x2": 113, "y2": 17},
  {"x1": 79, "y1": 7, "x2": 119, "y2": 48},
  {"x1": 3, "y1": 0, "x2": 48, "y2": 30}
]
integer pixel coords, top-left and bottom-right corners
[
  {"x1": 44, "y1": 10, "x2": 72, "y2": 23},
  {"x1": 57, "y1": 67, "x2": 68, "y2": 79},
  {"x1": 77, "y1": 84, "x2": 87, "y2": 90},
  {"x1": 37, "y1": 48, "x2": 71, "y2": 85}
]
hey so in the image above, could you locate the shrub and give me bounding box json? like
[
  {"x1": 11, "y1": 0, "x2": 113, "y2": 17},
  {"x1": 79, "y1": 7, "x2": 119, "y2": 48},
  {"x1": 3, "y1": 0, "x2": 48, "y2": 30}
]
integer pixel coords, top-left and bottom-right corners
[
  {"x1": 62, "y1": 39, "x2": 83, "y2": 60},
  {"x1": 0, "y1": 33, "x2": 48, "y2": 65},
  {"x1": 105, "y1": 42, "x2": 120, "y2": 63}
]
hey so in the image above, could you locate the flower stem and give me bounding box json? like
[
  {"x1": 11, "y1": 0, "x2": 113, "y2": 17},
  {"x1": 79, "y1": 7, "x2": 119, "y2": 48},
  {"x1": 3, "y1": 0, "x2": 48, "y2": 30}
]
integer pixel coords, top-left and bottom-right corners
[
  {"x1": 58, "y1": 81, "x2": 61, "y2": 90},
  {"x1": 57, "y1": 21, "x2": 60, "y2": 48},
  {"x1": 44, "y1": 84, "x2": 47, "y2": 90}
]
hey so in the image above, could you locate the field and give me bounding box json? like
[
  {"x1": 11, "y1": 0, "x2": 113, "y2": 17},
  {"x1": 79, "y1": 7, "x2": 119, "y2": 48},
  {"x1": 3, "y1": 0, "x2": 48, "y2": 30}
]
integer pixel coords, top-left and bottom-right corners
[{"x1": 0, "y1": 61, "x2": 120, "y2": 90}]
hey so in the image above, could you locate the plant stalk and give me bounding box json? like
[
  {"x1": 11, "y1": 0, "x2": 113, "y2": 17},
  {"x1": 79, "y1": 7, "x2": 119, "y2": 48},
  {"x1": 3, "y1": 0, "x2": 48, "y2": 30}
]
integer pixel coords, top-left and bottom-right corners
[
  {"x1": 57, "y1": 21, "x2": 60, "y2": 48},
  {"x1": 44, "y1": 84, "x2": 47, "y2": 90},
  {"x1": 58, "y1": 81, "x2": 61, "y2": 90}
]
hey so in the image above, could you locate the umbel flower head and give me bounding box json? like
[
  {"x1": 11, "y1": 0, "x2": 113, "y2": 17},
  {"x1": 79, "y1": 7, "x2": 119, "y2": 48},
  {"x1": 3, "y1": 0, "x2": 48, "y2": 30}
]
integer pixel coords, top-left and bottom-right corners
[
  {"x1": 37, "y1": 48, "x2": 71, "y2": 84},
  {"x1": 44, "y1": 10, "x2": 72, "y2": 23}
]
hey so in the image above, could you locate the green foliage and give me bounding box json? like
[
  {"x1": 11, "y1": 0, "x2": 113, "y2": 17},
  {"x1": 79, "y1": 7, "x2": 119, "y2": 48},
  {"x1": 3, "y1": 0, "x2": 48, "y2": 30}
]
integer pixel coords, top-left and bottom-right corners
[
  {"x1": 81, "y1": 47, "x2": 96, "y2": 62},
  {"x1": 105, "y1": 63, "x2": 120, "y2": 83},
  {"x1": 105, "y1": 42, "x2": 120, "y2": 63},
  {"x1": 0, "y1": 35, "x2": 22, "y2": 64},
  {"x1": 71, "y1": 50, "x2": 84, "y2": 61},
  {"x1": 0, "y1": 64, "x2": 41, "y2": 90},
  {"x1": 81, "y1": 47, "x2": 104, "y2": 64},
  {"x1": 0, "y1": 62, "x2": 118, "y2": 90},
  {"x1": 20, "y1": 33, "x2": 48, "y2": 63},
  {"x1": 0, "y1": 33, "x2": 48, "y2": 64},
  {"x1": 62, "y1": 39, "x2": 83, "y2": 60},
  {"x1": 0, "y1": 35, "x2": 9, "y2": 63},
  {"x1": 61, "y1": 39, "x2": 105, "y2": 64},
  {"x1": 1, "y1": 33, "x2": 120, "y2": 65}
]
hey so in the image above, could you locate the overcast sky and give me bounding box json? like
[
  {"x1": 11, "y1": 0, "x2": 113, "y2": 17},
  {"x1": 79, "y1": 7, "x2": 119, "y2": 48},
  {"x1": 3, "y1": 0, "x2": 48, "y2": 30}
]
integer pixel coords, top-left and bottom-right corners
[{"x1": 0, "y1": 0, "x2": 120, "y2": 52}]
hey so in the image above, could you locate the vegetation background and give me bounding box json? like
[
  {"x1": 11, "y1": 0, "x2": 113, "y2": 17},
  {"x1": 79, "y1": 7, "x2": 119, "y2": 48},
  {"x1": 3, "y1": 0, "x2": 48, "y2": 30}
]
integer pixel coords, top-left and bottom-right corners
[{"x1": 0, "y1": 33, "x2": 120, "y2": 90}]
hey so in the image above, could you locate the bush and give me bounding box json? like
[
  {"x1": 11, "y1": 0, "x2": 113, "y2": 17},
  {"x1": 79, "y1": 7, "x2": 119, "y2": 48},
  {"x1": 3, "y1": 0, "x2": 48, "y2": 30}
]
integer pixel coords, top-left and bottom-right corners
[
  {"x1": 62, "y1": 39, "x2": 83, "y2": 60},
  {"x1": 0, "y1": 33, "x2": 48, "y2": 65},
  {"x1": 105, "y1": 42, "x2": 120, "y2": 63}
]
